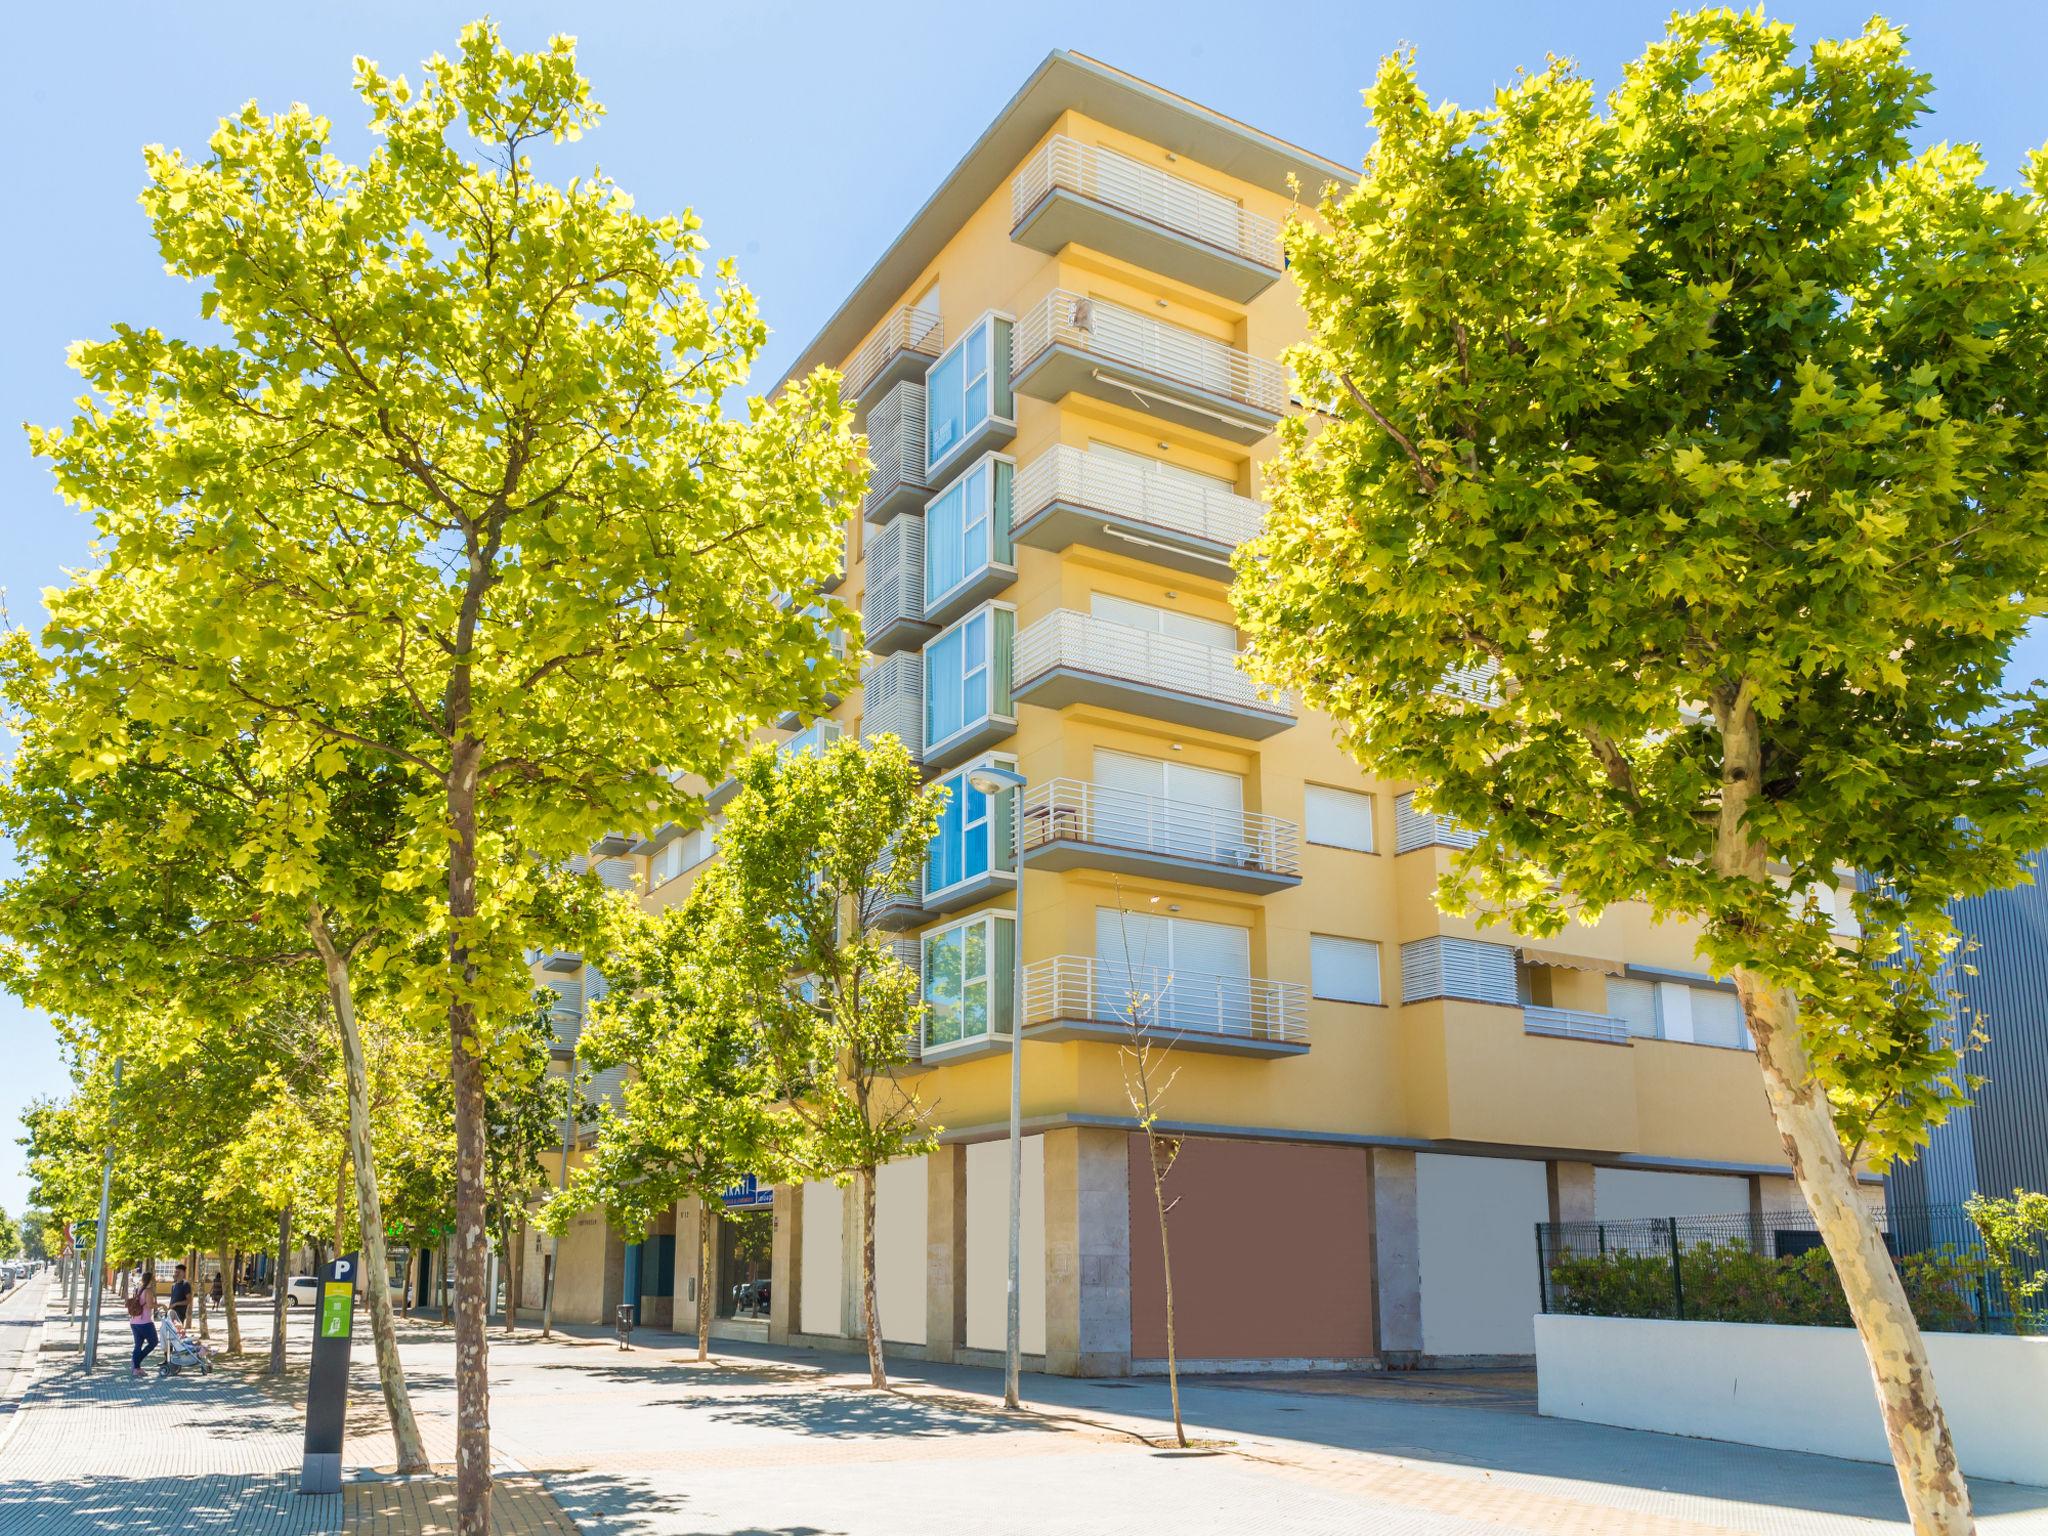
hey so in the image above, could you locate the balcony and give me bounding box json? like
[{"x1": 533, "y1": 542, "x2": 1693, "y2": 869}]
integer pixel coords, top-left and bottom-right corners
[
  {"x1": 1012, "y1": 610, "x2": 1296, "y2": 739},
  {"x1": 1011, "y1": 135, "x2": 1283, "y2": 303},
  {"x1": 1022, "y1": 956, "x2": 1308, "y2": 1057},
  {"x1": 1011, "y1": 444, "x2": 1260, "y2": 579},
  {"x1": 861, "y1": 652, "x2": 924, "y2": 766},
  {"x1": 1018, "y1": 777, "x2": 1300, "y2": 894},
  {"x1": 1011, "y1": 290, "x2": 1286, "y2": 444},
  {"x1": 539, "y1": 950, "x2": 582, "y2": 974},
  {"x1": 861, "y1": 380, "x2": 929, "y2": 525},
  {"x1": 1523, "y1": 1004, "x2": 1632, "y2": 1047},
  {"x1": 842, "y1": 305, "x2": 944, "y2": 418},
  {"x1": 860, "y1": 516, "x2": 937, "y2": 656}
]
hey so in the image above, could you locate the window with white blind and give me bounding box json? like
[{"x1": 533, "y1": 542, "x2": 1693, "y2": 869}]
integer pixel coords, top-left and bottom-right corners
[
  {"x1": 1305, "y1": 785, "x2": 1375, "y2": 852},
  {"x1": 1095, "y1": 907, "x2": 1252, "y2": 1032},
  {"x1": 649, "y1": 837, "x2": 686, "y2": 889},
  {"x1": 1311, "y1": 935, "x2": 1382, "y2": 1004},
  {"x1": 1089, "y1": 591, "x2": 1237, "y2": 651}
]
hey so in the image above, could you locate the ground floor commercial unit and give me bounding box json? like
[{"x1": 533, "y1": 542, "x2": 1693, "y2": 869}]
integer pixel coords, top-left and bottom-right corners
[{"x1": 711, "y1": 1127, "x2": 1807, "y2": 1373}]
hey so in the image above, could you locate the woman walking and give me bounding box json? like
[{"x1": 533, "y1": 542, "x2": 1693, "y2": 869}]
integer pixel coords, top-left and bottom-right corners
[{"x1": 125, "y1": 1270, "x2": 159, "y2": 1377}]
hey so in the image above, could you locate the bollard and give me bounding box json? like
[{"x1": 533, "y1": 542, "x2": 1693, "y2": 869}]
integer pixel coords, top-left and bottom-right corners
[{"x1": 615, "y1": 1301, "x2": 635, "y2": 1351}]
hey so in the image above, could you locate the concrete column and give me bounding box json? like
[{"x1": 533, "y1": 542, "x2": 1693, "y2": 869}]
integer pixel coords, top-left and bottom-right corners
[
  {"x1": 1547, "y1": 1160, "x2": 1597, "y2": 1226},
  {"x1": 1044, "y1": 1127, "x2": 1131, "y2": 1377},
  {"x1": 768, "y1": 1183, "x2": 802, "y2": 1344},
  {"x1": 1370, "y1": 1147, "x2": 1422, "y2": 1366},
  {"x1": 925, "y1": 1144, "x2": 967, "y2": 1362}
]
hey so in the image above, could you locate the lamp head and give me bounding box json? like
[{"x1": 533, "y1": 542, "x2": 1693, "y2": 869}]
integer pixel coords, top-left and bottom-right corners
[{"x1": 966, "y1": 765, "x2": 1027, "y2": 797}]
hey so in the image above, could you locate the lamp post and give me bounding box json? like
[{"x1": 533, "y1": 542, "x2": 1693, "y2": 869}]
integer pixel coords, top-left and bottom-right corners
[
  {"x1": 967, "y1": 763, "x2": 1028, "y2": 1410},
  {"x1": 82, "y1": 1057, "x2": 122, "y2": 1369}
]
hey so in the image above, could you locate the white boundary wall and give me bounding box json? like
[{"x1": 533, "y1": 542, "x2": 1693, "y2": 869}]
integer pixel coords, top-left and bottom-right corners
[{"x1": 1537, "y1": 1314, "x2": 2048, "y2": 1486}]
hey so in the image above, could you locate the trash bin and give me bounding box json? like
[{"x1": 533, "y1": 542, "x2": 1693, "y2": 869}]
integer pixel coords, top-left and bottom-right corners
[{"x1": 615, "y1": 1302, "x2": 635, "y2": 1350}]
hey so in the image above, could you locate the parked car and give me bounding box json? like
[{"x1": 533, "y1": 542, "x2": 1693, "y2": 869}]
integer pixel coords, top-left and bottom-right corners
[
  {"x1": 730, "y1": 1277, "x2": 771, "y2": 1317},
  {"x1": 284, "y1": 1271, "x2": 366, "y2": 1306}
]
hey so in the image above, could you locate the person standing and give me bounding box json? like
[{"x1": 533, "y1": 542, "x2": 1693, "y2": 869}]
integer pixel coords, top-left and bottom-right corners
[
  {"x1": 168, "y1": 1264, "x2": 191, "y2": 1325},
  {"x1": 126, "y1": 1273, "x2": 159, "y2": 1378}
]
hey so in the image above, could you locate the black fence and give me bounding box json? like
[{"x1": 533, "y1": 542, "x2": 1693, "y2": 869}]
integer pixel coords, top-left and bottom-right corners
[{"x1": 1536, "y1": 1205, "x2": 2045, "y2": 1335}]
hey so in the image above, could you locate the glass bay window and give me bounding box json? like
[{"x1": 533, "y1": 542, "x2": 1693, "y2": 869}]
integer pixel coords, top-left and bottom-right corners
[
  {"x1": 922, "y1": 453, "x2": 1016, "y2": 625},
  {"x1": 925, "y1": 313, "x2": 1015, "y2": 484},
  {"x1": 921, "y1": 909, "x2": 1016, "y2": 1053}
]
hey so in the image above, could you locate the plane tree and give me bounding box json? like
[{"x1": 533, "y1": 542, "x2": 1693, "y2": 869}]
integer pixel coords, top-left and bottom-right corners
[{"x1": 1237, "y1": 15, "x2": 2048, "y2": 1533}]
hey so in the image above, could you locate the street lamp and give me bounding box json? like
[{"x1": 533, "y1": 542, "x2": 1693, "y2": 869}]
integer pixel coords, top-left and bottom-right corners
[{"x1": 966, "y1": 763, "x2": 1028, "y2": 1411}]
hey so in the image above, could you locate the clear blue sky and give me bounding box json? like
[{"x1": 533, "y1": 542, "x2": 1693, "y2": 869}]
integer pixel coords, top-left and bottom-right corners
[{"x1": 2, "y1": 1, "x2": 2044, "y2": 1215}]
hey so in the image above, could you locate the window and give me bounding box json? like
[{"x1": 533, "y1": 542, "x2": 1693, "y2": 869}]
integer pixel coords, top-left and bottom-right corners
[
  {"x1": 922, "y1": 912, "x2": 1014, "y2": 1051},
  {"x1": 649, "y1": 837, "x2": 686, "y2": 889},
  {"x1": 1092, "y1": 748, "x2": 1246, "y2": 863},
  {"x1": 926, "y1": 757, "x2": 1013, "y2": 897},
  {"x1": 1311, "y1": 935, "x2": 1382, "y2": 1005},
  {"x1": 1095, "y1": 908, "x2": 1252, "y2": 1033},
  {"x1": 1606, "y1": 975, "x2": 1749, "y2": 1047},
  {"x1": 923, "y1": 606, "x2": 1013, "y2": 753},
  {"x1": 926, "y1": 315, "x2": 1012, "y2": 473},
  {"x1": 1090, "y1": 591, "x2": 1236, "y2": 650},
  {"x1": 1305, "y1": 785, "x2": 1375, "y2": 852},
  {"x1": 923, "y1": 455, "x2": 1014, "y2": 610},
  {"x1": 1399, "y1": 936, "x2": 1517, "y2": 1005}
]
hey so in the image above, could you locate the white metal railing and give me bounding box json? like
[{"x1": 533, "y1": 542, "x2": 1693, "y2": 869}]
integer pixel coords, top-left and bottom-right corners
[
  {"x1": 1012, "y1": 135, "x2": 1282, "y2": 270},
  {"x1": 861, "y1": 517, "x2": 927, "y2": 637},
  {"x1": 842, "y1": 305, "x2": 945, "y2": 402},
  {"x1": 1023, "y1": 955, "x2": 1307, "y2": 1046},
  {"x1": 1523, "y1": 1004, "x2": 1632, "y2": 1046},
  {"x1": 1012, "y1": 290, "x2": 1287, "y2": 417},
  {"x1": 1012, "y1": 444, "x2": 1261, "y2": 553},
  {"x1": 1013, "y1": 610, "x2": 1296, "y2": 721},
  {"x1": 861, "y1": 652, "x2": 924, "y2": 762},
  {"x1": 1019, "y1": 777, "x2": 1300, "y2": 878},
  {"x1": 862, "y1": 380, "x2": 928, "y2": 516}
]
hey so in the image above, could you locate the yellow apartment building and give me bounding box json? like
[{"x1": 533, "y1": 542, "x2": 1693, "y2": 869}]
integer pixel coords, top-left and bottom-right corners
[{"x1": 528, "y1": 51, "x2": 1861, "y2": 1372}]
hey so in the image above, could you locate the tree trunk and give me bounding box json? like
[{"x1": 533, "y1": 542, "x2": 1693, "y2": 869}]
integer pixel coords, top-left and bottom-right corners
[
  {"x1": 447, "y1": 737, "x2": 492, "y2": 1536},
  {"x1": 1716, "y1": 686, "x2": 1972, "y2": 1535},
  {"x1": 698, "y1": 1203, "x2": 715, "y2": 1363},
  {"x1": 193, "y1": 1247, "x2": 209, "y2": 1340},
  {"x1": 859, "y1": 1168, "x2": 886, "y2": 1389},
  {"x1": 1148, "y1": 1139, "x2": 1187, "y2": 1449},
  {"x1": 332, "y1": 1155, "x2": 349, "y2": 1261},
  {"x1": 312, "y1": 912, "x2": 431, "y2": 1475},
  {"x1": 269, "y1": 1206, "x2": 291, "y2": 1376},
  {"x1": 221, "y1": 1242, "x2": 241, "y2": 1355}
]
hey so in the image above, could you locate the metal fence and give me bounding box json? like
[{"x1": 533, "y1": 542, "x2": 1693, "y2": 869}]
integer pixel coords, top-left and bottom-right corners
[{"x1": 1536, "y1": 1205, "x2": 2046, "y2": 1335}]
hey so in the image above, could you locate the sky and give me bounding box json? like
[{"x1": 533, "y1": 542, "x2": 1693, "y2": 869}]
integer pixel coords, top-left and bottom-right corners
[{"x1": 2, "y1": 0, "x2": 2044, "y2": 1216}]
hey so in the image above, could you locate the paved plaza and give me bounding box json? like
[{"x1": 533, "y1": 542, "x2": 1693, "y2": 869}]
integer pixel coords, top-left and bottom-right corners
[{"x1": 3, "y1": 1277, "x2": 2045, "y2": 1534}]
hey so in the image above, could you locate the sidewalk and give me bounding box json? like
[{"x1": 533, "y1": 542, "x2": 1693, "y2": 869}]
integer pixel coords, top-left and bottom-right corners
[
  {"x1": 8, "y1": 1284, "x2": 2047, "y2": 1534},
  {"x1": 0, "y1": 1284, "x2": 577, "y2": 1535}
]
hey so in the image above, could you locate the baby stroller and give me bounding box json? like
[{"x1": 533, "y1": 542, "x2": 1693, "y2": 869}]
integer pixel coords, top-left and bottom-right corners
[{"x1": 155, "y1": 1306, "x2": 215, "y2": 1376}]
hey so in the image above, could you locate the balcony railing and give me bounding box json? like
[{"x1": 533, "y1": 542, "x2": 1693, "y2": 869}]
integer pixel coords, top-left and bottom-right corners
[
  {"x1": 861, "y1": 380, "x2": 929, "y2": 523},
  {"x1": 842, "y1": 305, "x2": 944, "y2": 405},
  {"x1": 1523, "y1": 1004, "x2": 1632, "y2": 1046},
  {"x1": 1012, "y1": 290, "x2": 1287, "y2": 418},
  {"x1": 1020, "y1": 777, "x2": 1299, "y2": 880},
  {"x1": 861, "y1": 652, "x2": 924, "y2": 764},
  {"x1": 1012, "y1": 443, "x2": 1261, "y2": 557},
  {"x1": 1013, "y1": 610, "x2": 1296, "y2": 725},
  {"x1": 1024, "y1": 955, "x2": 1307, "y2": 1048},
  {"x1": 1012, "y1": 135, "x2": 1281, "y2": 271}
]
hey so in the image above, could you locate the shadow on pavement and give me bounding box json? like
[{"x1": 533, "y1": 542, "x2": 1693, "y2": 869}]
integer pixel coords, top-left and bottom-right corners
[
  {"x1": 691, "y1": 1384, "x2": 1030, "y2": 1441},
  {"x1": 0, "y1": 1472, "x2": 336, "y2": 1534}
]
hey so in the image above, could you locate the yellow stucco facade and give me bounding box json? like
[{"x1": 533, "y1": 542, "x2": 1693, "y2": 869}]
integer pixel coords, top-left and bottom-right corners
[{"x1": 539, "y1": 52, "x2": 1851, "y2": 1370}]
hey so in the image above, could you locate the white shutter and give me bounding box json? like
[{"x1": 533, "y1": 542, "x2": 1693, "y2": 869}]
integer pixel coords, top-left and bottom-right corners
[
  {"x1": 1691, "y1": 988, "x2": 1745, "y2": 1049},
  {"x1": 1093, "y1": 748, "x2": 1166, "y2": 797},
  {"x1": 1311, "y1": 935, "x2": 1382, "y2": 1004},
  {"x1": 1087, "y1": 440, "x2": 1233, "y2": 492},
  {"x1": 1400, "y1": 937, "x2": 1516, "y2": 1005},
  {"x1": 1088, "y1": 592, "x2": 1235, "y2": 651},
  {"x1": 1606, "y1": 977, "x2": 1659, "y2": 1038},
  {"x1": 1305, "y1": 785, "x2": 1374, "y2": 852}
]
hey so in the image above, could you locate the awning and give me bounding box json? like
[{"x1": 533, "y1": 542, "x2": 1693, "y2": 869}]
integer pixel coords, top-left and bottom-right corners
[{"x1": 1516, "y1": 946, "x2": 1624, "y2": 977}]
